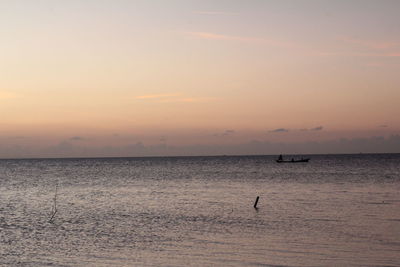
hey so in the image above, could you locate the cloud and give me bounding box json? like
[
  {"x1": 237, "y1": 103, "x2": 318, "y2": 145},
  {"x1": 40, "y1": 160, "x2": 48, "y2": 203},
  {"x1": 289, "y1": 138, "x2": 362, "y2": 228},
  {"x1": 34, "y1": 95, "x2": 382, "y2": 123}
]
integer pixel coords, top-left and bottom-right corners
[
  {"x1": 289, "y1": 126, "x2": 324, "y2": 132},
  {"x1": 339, "y1": 36, "x2": 400, "y2": 50},
  {"x1": 186, "y1": 32, "x2": 293, "y2": 47},
  {"x1": 193, "y1": 11, "x2": 238, "y2": 15},
  {"x1": 70, "y1": 136, "x2": 85, "y2": 141},
  {"x1": 136, "y1": 94, "x2": 180, "y2": 99},
  {"x1": 223, "y1": 130, "x2": 235, "y2": 136},
  {"x1": 269, "y1": 128, "x2": 289, "y2": 133},
  {"x1": 318, "y1": 51, "x2": 400, "y2": 58},
  {"x1": 310, "y1": 126, "x2": 323, "y2": 131},
  {"x1": 187, "y1": 32, "x2": 245, "y2": 41},
  {"x1": 155, "y1": 97, "x2": 211, "y2": 103},
  {"x1": 329, "y1": 36, "x2": 400, "y2": 58},
  {"x1": 214, "y1": 129, "x2": 236, "y2": 137},
  {"x1": 361, "y1": 52, "x2": 400, "y2": 58},
  {"x1": 136, "y1": 93, "x2": 214, "y2": 103},
  {"x1": 9, "y1": 136, "x2": 25, "y2": 139}
]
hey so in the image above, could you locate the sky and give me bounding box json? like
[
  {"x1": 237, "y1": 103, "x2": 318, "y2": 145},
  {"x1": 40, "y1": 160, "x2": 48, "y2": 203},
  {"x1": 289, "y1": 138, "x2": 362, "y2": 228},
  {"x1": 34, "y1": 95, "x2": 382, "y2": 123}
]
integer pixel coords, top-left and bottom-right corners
[{"x1": 1, "y1": 0, "x2": 400, "y2": 158}]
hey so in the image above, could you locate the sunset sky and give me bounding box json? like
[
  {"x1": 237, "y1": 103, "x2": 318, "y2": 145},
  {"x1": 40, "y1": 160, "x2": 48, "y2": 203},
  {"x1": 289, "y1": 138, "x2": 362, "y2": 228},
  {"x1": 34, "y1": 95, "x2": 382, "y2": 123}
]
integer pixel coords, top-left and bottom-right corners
[{"x1": 1, "y1": 0, "x2": 399, "y2": 157}]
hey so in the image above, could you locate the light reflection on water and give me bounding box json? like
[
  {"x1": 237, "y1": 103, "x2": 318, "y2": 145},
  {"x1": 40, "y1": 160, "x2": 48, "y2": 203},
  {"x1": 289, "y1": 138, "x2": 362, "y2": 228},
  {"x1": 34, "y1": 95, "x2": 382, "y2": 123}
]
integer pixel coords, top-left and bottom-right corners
[{"x1": 0, "y1": 154, "x2": 400, "y2": 266}]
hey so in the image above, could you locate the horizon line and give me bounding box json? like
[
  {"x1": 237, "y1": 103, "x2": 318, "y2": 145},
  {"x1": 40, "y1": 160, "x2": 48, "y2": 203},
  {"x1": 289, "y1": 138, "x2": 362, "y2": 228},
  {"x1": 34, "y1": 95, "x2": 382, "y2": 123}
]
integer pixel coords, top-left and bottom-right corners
[{"x1": 0, "y1": 152, "x2": 399, "y2": 161}]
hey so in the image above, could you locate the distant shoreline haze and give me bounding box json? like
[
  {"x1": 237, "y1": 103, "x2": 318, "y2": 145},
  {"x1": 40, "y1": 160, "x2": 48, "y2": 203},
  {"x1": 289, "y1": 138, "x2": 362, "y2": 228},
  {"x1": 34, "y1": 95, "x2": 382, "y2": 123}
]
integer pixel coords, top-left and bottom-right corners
[{"x1": 0, "y1": 135, "x2": 399, "y2": 159}]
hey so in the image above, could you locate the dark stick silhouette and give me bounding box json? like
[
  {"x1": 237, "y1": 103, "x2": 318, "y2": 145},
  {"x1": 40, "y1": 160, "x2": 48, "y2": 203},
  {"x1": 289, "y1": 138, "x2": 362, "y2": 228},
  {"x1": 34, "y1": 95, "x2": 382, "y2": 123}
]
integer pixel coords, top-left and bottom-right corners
[
  {"x1": 254, "y1": 196, "x2": 260, "y2": 209},
  {"x1": 49, "y1": 185, "x2": 58, "y2": 223}
]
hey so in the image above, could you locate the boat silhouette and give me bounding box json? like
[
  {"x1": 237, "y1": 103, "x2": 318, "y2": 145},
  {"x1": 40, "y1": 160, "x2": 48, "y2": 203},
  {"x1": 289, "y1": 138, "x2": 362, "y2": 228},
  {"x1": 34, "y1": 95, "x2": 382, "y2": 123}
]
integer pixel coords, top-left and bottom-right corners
[{"x1": 276, "y1": 155, "x2": 310, "y2": 163}]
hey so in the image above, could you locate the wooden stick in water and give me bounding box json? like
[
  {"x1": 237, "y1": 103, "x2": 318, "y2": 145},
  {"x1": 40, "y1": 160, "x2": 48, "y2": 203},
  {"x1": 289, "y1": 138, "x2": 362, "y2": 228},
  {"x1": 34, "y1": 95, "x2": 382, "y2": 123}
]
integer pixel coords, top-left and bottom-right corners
[
  {"x1": 49, "y1": 185, "x2": 58, "y2": 223},
  {"x1": 254, "y1": 196, "x2": 260, "y2": 209}
]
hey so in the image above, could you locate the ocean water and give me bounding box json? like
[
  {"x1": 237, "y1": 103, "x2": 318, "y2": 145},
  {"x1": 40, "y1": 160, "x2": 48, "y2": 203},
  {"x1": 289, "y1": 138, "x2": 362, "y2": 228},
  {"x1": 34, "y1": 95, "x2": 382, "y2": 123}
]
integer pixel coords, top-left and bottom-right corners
[{"x1": 0, "y1": 154, "x2": 399, "y2": 266}]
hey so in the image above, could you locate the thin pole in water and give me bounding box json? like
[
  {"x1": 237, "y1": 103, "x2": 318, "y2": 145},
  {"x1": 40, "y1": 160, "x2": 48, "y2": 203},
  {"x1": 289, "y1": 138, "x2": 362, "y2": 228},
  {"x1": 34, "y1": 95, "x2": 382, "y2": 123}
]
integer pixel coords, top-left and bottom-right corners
[{"x1": 254, "y1": 196, "x2": 260, "y2": 209}]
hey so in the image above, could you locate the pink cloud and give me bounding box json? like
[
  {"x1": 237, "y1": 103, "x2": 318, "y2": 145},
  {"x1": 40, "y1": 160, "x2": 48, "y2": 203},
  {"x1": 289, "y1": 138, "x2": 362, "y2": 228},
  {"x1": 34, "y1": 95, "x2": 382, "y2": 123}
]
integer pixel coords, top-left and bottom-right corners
[
  {"x1": 317, "y1": 51, "x2": 400, "y2": 58},
  {"x1": 156, "y1": 97, "x2": 215, "y2": 103},
  {"x1": 193, "y1": 11, "x2": 238, "y2": 15},
  {"x1": 339, "y1": 36, "x2": 400, "y2": 50},
  {"x1": 186, "y1": 32, "x2": 293, "y2": 48},
  {"x1": 136, "y1": 93, "x2": 180, "y2": 99},
  {"x1": 136, "y1": 93, "x2": 215, "y2": 103}
]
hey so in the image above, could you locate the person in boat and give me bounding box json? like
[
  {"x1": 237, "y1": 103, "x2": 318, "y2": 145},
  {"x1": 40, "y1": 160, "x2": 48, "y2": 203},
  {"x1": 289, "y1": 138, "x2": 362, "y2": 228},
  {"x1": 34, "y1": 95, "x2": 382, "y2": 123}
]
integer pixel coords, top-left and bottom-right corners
[{"x1": 278, "y1": 154, "x2": 283, "y2": 161}]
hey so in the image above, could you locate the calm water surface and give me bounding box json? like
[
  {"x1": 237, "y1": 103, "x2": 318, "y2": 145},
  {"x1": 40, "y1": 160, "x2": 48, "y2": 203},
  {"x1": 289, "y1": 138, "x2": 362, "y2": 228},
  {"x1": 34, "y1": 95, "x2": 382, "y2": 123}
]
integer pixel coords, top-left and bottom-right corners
[{"x1": 0, "y1": 154, "x2": 399, "y2": 266}]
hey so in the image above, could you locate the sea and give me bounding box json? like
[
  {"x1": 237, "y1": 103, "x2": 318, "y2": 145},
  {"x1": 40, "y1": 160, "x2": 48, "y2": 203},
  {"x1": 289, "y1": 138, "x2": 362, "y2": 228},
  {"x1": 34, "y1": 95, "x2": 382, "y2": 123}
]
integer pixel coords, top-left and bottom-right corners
[{"x1": 0, "y1": 154, "x2": 399, "y2": 267}]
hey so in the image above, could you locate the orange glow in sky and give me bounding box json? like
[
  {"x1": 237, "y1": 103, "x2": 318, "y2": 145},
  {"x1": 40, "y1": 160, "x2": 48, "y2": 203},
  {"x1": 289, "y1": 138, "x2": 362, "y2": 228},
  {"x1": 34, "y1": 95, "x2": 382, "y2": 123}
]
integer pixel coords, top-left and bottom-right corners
[{"x1": 0, "y1": 1, "x2": 399, "y2": 157}]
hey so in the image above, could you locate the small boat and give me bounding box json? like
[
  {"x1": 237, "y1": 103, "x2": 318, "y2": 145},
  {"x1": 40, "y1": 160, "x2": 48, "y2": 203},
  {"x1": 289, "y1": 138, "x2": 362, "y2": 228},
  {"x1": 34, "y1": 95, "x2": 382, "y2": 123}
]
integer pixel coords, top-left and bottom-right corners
[{"x1": 276, "y1": 155, "x2": 309, "y2": 163}]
